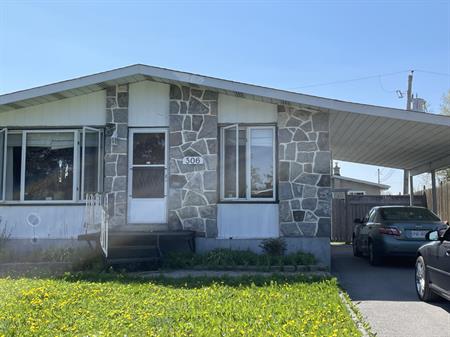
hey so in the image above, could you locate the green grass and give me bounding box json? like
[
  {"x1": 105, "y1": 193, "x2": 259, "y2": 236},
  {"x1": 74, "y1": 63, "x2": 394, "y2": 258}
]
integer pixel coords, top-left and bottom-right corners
[{"x1": 0, "y1": 273, "x2": 361, "y2": 337}]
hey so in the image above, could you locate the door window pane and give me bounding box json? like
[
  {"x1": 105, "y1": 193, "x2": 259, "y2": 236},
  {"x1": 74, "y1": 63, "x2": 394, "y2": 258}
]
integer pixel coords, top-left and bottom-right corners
[
  {"x1": 132, "y1": 167, "x2": 164, "y2": 198},
  {"x1": 5, "y1": 133, "x2": 22, "y2": 201},
  {"x1": 223, "y1": 126, "x2": 237, "y2": 198},
  {"x1": 133, "y1": 133, "x2": 165, "y2": 165},
  {"x1": 250, "y1": 128, "x2": 273, "y2": 198},
  {"x1": 81, "y1": 129, "x2": 100, "y2": 197},
  {"x1": 25, "y1": 132, "x2": 74, "y2": 201}
]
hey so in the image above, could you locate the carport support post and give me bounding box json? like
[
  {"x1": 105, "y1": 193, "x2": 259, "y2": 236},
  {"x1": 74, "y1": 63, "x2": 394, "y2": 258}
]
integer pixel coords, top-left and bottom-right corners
[
  {"x1": 409, "y1": 173, "x2": 414, "y2": 206},
  {"x1": 431, "y1": 170, "x2": 437, "y2": 213}
]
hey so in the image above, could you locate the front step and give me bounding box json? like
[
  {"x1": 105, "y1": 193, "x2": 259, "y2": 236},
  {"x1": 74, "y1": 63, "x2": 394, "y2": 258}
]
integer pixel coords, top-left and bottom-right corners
[
  {"x1": 108, "y1": 232, "x2": 158, "y2": 247},
  {"x1": 108, "y1": 245, "x2": 159, "y2": 259},
  {"x1": 79, "y1": 229, "x2": 196, "y2": 269}
]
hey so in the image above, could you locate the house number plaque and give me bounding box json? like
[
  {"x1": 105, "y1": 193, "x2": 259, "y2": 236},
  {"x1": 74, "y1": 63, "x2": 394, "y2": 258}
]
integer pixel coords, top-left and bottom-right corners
[{"x1": 183, "y1": 157, "x2": 204, "y2": 165}]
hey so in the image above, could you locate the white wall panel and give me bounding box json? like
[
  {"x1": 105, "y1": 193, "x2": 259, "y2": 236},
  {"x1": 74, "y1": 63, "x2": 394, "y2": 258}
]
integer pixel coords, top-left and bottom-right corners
[
  {"x1": 218, "y1": 94, "x2": 277, "y2": 124},
  {"x1": 0, "y1": 91, "x2": 106, "y2": 127},
  {"x1": 129, "y1": 81, "x2": 170, "y2": 127},
  {"x1": 0, "y1": 205, "x2": 85, "y2": 239},
  {"x1": 217, "y1": 203, "x2": 279, "y2": 239}
]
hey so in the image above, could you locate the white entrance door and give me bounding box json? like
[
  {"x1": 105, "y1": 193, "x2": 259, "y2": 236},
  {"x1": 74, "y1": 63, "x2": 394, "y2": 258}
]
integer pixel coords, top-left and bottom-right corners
[{"x1": 128, "y1": 128, "x2": 168, "y2": 224}]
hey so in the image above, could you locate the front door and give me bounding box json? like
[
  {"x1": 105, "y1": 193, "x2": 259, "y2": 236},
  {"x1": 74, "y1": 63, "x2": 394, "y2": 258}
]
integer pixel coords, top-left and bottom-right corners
[{"x1": 128, "y1": 128, "x2": 167, "y2": 224}]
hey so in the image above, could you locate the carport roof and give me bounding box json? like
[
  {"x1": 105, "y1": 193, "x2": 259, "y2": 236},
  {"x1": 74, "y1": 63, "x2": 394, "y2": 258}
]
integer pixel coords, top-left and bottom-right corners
[{"x1": 1, "y1": 64, "x2": 449, "y2": 175}]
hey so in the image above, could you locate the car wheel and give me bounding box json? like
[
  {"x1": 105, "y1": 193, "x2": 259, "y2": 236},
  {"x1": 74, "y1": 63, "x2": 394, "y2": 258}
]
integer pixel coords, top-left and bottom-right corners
[
  {"x1": 415, "y1": 255, "x2": 439, "y2": 302},
  {"x1": 352, "y1": 238, "x2": 362, "y2": 257},
  {"x1": 368, "y1": 241, "x2": 382, "y2": 266}
]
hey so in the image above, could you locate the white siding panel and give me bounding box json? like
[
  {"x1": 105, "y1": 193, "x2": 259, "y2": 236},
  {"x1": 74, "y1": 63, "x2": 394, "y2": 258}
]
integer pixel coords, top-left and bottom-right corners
[
  {"x1": 129, "y1": 81, "x2": 170, "y2": 127},
  {"x1": 0, "y1": 205, "x2": 85, "y2": 239},
  {"x1": 218, "y1": 94, "x2": 277, "y2": 124},
  {"x1": 217, "y1": 204, "x2": 279, "y2": 239},
  {"x1": 0, "y1": 91, "x2": 106, "y2": 127}
]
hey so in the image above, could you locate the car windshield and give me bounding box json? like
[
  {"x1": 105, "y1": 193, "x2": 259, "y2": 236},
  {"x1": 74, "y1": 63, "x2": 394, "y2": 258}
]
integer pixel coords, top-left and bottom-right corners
[{"x1": 380, "y1": 207, "x2": 440, "y2": 221}]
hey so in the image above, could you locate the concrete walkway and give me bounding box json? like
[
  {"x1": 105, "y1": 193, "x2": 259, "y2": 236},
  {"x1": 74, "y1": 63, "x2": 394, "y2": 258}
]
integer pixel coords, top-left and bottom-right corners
[{"x1": 332, "y1": 244, "x2": 450, "y2": 337}]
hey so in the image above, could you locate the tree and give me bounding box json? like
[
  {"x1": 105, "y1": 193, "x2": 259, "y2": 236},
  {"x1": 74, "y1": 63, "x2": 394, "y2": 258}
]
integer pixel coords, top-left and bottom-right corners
[{"x1": 441, "y1": 89, "x2": 450, "y2": 116}]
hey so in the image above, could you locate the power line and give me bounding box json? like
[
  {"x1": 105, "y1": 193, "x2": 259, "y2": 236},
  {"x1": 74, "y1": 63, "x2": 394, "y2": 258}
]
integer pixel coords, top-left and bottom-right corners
[
  {"x1": 287, "y1": 69, "x2": 450, "y2": 91},
  {"x1": 287, "y1": 70, "x2": 409, "y2": 90},
  {"x1": 378, "y1": 75, "x2": 397, "y2": 93},
  {"x1": 415, "y1": 70, "x2": 450, "y2": 77}
]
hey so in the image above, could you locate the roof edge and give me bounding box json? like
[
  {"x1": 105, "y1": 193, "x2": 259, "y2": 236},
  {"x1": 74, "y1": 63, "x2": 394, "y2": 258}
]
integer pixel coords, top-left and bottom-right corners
[
  {"x1": 1, "y1": 64, "x2": 450, "y2": 127},
  {"x1": 333, "y1": 175, "x2": 391, "y2": 189}
]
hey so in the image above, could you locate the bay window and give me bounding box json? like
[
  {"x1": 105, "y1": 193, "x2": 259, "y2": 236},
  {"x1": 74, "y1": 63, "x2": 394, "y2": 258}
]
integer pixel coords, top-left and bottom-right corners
[
  {"x1": 0, "y1": 128, "x2": 103, "y2": 203},
  {"x1": 220, "y1": 125, "x2": 276, "y2": 201}
]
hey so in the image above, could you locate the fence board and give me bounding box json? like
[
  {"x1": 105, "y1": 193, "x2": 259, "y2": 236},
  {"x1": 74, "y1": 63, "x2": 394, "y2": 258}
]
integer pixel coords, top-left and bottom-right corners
[
  {"x1": 423, "y1": 181, "x2": 450, "y2": 221},
  {"x1": 331, "y1": 194, "x2": 427, "y2": 243}
]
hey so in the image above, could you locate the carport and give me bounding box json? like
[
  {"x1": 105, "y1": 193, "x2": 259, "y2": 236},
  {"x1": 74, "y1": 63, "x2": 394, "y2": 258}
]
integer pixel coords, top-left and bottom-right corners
[{"x1": 328, "y1": 102, "x2": 450, "y2": 212}]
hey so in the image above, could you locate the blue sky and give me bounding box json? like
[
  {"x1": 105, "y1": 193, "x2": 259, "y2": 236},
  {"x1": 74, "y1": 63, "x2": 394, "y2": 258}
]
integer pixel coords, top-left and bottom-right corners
[{"x1": 1, "y1": 0, "x2": 449, "y2": 193}]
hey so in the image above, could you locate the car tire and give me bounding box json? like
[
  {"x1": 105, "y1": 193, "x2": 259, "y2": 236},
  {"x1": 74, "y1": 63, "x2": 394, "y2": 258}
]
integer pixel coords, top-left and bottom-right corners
[
  {"x1": 368, "y1": 241, "x2": 382, "y2": 266},
  {"x1": 352, "y1": 238, "x2": 362, "y2": 257},
  {"x1": 415, "y1": 255, "x2": 439, "y2": 302}
]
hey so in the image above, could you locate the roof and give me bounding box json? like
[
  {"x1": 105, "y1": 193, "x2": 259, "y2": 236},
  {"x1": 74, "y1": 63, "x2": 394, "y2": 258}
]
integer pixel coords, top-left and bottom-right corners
[
  {"x1": 1, "y1": 64, "x2": 449, "y2": 175},
  {"x1": 333, "y1": 175, "x2": 390, "y2": 190}
]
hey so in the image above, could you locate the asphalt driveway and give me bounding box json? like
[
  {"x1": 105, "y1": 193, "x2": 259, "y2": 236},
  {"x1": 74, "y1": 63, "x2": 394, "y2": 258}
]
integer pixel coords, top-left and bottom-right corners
[{"x1": 332, "y1": 244, "x2": 450, "y2": 337}]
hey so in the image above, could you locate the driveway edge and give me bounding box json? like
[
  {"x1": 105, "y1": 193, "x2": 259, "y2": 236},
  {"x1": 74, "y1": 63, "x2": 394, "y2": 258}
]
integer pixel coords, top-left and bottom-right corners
[{"x1": 339, "y1": 291, "x2": 375, "y2": 337}]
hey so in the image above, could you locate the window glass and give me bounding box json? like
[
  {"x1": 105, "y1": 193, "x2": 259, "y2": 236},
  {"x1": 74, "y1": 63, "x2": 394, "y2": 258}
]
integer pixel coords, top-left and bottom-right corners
[
  {"x1": 81, "y1": 129, "x2": 101, "y2": 198},
  {"x1": 368, "y1": 209, "x2": 377, "y2": 222},
  {"x1": 5, "y1": 133, "x2": 22, "y2": 201},
  {"x1": 25, "y1": 132, "x2": 74, "y2": 201},
  {"x1": 250, "y1": 128, "x2": 273, "y2": 198},
  {"x1": 221, "y1": 125, "x2": 275, "y2": 201},
  {"x1": 380, "y1": 207, "x2": 440, "y2": 221},
  {"x1": 132, "y1": 167, "x2": 164, "y2": 198},
  {"x1": 223, "y1": 126, "x2": 237, "y2": 198},
  {"x1": 133, "y1": 133, "x2": 165, "y2": 165},
  {"x1": 238, "y1": 129, "x2": 247, "y2": 198}
]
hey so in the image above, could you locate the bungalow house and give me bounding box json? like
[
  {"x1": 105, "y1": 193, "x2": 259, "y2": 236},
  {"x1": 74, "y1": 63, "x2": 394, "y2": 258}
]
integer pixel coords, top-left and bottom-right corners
[
  {"x1": 332, "y1": 163, "x2": 390, "y2": 196},
  {"x1": 1, "y1": 65, "x2": 449, "y2": 267}
]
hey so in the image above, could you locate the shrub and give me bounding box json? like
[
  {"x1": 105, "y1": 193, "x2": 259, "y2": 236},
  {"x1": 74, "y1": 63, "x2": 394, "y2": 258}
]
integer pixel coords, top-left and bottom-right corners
[
  {"x1": 162, "y1": 248, "x2": 316, "y2": 269},
  {"x1": 259, "y1": 238, "x2": 287, "y2": 256}
]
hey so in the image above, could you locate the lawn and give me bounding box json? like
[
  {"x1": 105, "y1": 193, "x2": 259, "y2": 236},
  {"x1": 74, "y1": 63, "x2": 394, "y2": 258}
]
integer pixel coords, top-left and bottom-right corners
[{"x1": 0, "y1": 274, "x2": 361, "y2": 337}]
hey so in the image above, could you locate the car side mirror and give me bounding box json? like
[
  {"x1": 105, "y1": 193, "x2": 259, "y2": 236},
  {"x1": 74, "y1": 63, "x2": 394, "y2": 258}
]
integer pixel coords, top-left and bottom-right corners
[
  {"x1": 354, "y1": 218, "x2": 364, "y2": 224},
  {"x1": 425, "y1": 230, "x2": 439, "y2": 241}
]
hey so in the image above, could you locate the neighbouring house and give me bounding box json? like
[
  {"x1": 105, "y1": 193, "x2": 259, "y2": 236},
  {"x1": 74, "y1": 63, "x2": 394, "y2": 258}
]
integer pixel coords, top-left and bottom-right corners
[
  {"x1": 1, "y1": 65, "x2": 449, "y2": 268},
  {"x1": 332, "y1": 163, "x2": 390, "y2": 196}
]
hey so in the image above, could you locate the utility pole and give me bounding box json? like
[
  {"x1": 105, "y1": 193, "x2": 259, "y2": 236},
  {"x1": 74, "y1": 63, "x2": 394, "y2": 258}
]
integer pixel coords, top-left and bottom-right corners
[
  {"x1": 378, "y1": 168, "x2": 381, "y2": 185},
  {"x1": 403, "y1": 70, "x2": 414, "y2": 195}
]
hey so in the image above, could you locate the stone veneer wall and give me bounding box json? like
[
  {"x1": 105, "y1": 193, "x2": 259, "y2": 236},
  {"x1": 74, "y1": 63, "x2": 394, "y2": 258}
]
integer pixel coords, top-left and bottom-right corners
[
  {"x1": 277, "y1": 105, "x2": 332, "y2": 237},
  {"x1": 104, "y1": 85, "x2": 129, "y2": 228},
  {"x1": 168, "y1": 85, "x2": 219, "y2": 237}
]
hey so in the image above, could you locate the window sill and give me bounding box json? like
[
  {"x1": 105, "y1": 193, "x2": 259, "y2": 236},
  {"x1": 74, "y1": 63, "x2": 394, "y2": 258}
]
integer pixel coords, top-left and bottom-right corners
[
  {"x1": 219, "y1": 200, "x2": 278, "y2": 204},
  {"x1": 0, "y1": 202, "x2": 87, "y2": 206}
]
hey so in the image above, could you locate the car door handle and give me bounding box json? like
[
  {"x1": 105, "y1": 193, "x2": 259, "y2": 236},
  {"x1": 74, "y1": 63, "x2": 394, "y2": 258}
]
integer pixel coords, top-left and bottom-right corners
[{"x1": 446, "y1": 250, "x2": 450, "y2": 257}]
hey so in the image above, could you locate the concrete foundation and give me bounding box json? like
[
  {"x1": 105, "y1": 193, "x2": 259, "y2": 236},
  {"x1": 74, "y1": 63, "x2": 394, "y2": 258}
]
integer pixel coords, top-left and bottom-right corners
[{"x1": 195, "y1": 237, "x2": 330, "y2": 267}]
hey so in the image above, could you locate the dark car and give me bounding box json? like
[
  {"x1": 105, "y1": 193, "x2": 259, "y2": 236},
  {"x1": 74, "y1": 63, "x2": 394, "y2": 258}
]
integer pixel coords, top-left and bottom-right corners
[
  {"x1": 352, "y1": 206, "x2": 447, "y2": 265},
  {"x1": 415, "y1": 227, "x2": 450, "y2": 301}
]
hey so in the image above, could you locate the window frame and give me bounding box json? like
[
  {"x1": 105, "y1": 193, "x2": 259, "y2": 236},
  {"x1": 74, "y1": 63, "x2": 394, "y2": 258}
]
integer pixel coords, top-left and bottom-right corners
[
  {"x1": 80, "y1": 127, "x2": 104, "y2": 201},
  {"x1": 220, "y1": 124, "x2": 276, "y2": 202},
  {"x1": 128, "y1": 128, "x2": 168, "y2": 200},
  {"x1": 1, "y1": 128, "x2": 103, "y2": 204}
]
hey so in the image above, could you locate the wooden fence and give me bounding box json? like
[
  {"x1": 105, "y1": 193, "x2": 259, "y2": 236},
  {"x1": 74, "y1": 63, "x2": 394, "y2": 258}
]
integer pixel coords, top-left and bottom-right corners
[
  {"x1": 423, "y1": 181, "x2": 450, "y2": 221},
  {"x1": 331, "y1": 194, "x2": 427, "y2": 242}
]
